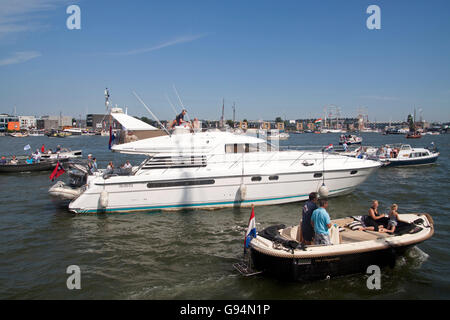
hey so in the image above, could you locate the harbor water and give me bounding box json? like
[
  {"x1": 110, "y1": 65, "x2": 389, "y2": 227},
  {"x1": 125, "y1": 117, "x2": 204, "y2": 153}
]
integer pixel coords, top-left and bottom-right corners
[{"x1": 0, "y1": 133, "x2": 448, "y2": 299}]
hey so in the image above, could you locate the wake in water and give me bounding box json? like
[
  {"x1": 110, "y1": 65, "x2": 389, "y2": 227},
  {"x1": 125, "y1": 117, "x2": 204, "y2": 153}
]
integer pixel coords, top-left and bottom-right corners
[{"x1": 395, "y1": 246, "x2": 430, "y2": 270}]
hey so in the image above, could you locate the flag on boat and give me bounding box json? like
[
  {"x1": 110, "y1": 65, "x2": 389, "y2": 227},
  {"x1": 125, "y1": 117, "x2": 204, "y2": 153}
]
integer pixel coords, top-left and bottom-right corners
[
  {"x1": 245, "y1": 205, "x2": 257, "y2": 249},
  {"x1": 24, "y1": 144, "x2": 31, "y2": 151},
  {"x1": 41, "y1": 144, "x2": 45, "y2": 153},
  {"x1": 314, "y1": 118, "x2": 322, "y2": 124},
  {"x1": 49, "y1": 161, "x2": 65, "y2": 181}
]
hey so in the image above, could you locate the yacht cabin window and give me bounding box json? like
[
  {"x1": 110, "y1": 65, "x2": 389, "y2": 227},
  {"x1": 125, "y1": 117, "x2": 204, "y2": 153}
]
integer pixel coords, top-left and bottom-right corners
[{"x1": 225, "y1": 143, "x2": 250, "y2": 153}]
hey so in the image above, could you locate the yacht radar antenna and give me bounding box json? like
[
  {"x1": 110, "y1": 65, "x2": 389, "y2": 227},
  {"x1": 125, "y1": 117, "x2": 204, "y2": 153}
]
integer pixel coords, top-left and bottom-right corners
[{"x1": 173, "y1": 85, "x2": 192, "y2": 124}]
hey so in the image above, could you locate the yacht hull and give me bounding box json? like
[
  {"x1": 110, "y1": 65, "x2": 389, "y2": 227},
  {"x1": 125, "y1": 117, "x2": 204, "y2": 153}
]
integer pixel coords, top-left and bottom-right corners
[{"x1": 68, "y1": 166, "x2": 379, "y2": 213}]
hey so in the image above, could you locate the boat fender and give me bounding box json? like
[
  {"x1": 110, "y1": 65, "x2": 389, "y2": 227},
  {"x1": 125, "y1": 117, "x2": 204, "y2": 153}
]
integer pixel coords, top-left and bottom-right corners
[
  {"x1": 239, "y1": 184, "x2": 247, "y2": 201},
  {"x1": 100, "y1": 190, "x2": 108, "y2": 208},
  {"x1": 318, "y1": 185, "x2": 329, "y2": 198}
]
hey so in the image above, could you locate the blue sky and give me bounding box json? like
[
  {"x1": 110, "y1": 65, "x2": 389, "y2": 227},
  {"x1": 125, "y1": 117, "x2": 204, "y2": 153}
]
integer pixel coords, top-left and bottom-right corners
[{"x1": 0, "y1": 0, "x2": 449, "y2": 122}]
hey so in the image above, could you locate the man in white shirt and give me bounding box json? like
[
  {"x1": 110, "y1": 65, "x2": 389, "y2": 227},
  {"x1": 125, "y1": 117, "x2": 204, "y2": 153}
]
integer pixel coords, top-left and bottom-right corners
[{"x1": 385, "y1": 146, "x2": 392, "y2": 159}]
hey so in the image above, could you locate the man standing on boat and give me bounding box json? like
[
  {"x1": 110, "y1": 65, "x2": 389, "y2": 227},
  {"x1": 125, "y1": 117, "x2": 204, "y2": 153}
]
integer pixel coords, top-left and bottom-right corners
[
  {"x1": 311, "y1": 198, "x2": 332, "y2": 245},
  {"x1": 298, "y1": 192, "x2": 318, "y2": 245},
  {"x1": 170, "y1": 109, "x2": 188, "y2": 129}
]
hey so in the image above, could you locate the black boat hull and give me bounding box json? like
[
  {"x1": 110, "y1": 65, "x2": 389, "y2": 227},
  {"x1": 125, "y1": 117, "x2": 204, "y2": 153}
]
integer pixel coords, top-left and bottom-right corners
[
  {"x1": 250, "y1": 245, "x2": 411, "y2": 282},
  {"x1": 0, "y1": 159, "x2": 68, "y2": 173},
  {"x1": 384, "y1": 155, "x2": 439, "y2": 167}
]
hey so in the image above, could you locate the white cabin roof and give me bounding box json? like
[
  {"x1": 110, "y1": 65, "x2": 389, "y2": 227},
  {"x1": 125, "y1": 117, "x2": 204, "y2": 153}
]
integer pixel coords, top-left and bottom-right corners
[{"x1": 111, "y1": 112, "x2": 157, "y2": 131}]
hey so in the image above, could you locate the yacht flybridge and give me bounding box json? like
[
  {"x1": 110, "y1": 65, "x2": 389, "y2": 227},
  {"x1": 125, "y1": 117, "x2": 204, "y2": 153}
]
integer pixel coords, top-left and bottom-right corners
[{"x1": 50, "y1": 130, "x2": 381, "y2": 214}]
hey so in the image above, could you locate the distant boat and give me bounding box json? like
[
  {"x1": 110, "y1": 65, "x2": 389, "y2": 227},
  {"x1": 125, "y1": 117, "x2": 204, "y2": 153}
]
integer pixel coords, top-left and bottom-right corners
[
  {"x1": 63, "y1": 128, "x2": 82, "y2": 136},
  {"x1": 8, "y1": 132, "x2": 29, "y2": 138},
  {"x1": 369, "y1": 144, "x2": 439, "y2": 167},
  {"x1": 406, "y1": 132, "x2": 421, "y2": 139},
  {"x1": 321, "y1": 128, "x2": 346, "y2": 133},
  {"x1": 29, "y1": 130, "x2": 45, "y2": 136},
  {"x1": 0, "y1": 158, "x2": 68, "y2": 173},
  {"x1": 41, "y1": 148, "x2": 82, "y2": 160},
  {"x1": 339, "y1": 134, "x2": 362, "y2": 145}
]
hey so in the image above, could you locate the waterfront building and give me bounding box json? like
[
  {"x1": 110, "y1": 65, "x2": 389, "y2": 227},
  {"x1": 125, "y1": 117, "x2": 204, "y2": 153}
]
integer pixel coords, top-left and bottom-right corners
[
  {"x1": 18, "y1": 116, "x2": 37, "y2": 129},
  {"x1": 0, "y1": 114, "x2": 19, "y2": 132},
  {"x1": 86, "y1": 114, "x2": 120, "y2": 130}
]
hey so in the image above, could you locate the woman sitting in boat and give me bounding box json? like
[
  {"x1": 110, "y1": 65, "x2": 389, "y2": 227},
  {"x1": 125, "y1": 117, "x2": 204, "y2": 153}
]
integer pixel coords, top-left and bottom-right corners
[
  {"x1": 0, "y1": 156, "x2": 6, "y2": 165},
  {"x1": 10, "y1": 155, "x2": 18, "y2": 165},
  {"x1": 361, "y1": 200, "x2": 387, "y2": 232},
  {"x1": 25, "y1": 156, "x2": 34, "y2": 164},
  {"x1": 106, "y1": 161, "x2": 114, "y2": 174}
]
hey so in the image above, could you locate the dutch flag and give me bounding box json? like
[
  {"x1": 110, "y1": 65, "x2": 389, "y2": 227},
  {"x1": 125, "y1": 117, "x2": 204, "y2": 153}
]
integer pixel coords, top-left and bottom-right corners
[{"x1": 244, "y1": 205, "x2": 257, "y2": 249}]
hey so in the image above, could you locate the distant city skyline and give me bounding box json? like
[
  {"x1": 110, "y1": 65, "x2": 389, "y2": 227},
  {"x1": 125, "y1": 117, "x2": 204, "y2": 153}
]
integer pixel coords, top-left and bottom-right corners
[{"x1": 0, "y1": 0, "x2": 449, "y2": 122}]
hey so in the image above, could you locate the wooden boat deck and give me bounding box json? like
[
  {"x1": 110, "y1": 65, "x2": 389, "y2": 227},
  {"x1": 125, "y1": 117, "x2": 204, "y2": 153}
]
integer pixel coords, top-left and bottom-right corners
[{"x1": 280, "y1": 217, "x2": 394, "y2": 245}]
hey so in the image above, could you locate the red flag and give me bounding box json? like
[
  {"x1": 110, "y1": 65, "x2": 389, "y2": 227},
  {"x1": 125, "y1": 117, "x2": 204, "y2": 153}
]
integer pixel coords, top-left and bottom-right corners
[
  {"x1": 50, "y1": 161, "x2": 65, "y2": 181},
  {"x1": 41, "y1": 144, "x2": 45, "y2": 153}
]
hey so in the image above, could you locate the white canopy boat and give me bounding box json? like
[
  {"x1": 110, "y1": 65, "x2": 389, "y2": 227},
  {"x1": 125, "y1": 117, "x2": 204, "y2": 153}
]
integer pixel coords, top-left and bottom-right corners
[
  {"x1": 368, "y1": 144, "x2": 439, "y2": 167},
  {"x1": 49, "y1": 130, "x2": 381, "y2": 214}
]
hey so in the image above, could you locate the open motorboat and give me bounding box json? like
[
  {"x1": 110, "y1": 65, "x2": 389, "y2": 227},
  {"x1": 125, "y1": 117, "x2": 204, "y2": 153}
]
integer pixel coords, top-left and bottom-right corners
[
  {"x1": 266, "y1": 129, "x2": 290, "y2": 140},
  {"x1": 41, "y1": 148, "x2": 82, "y2": 160},
  {"x1": 406, "y1": 132, "x2": 422, "y2": 139},
  {"x1": 339, "y1": 134, "x2": 362, "y2": 145},
  {"x1": 49, "y1": 128, "x2": 381, "y2": 213},
  {"x1": 8, "y1": 132, "x2": 29, "y2": 138},
  {"x1": 368, "y1": 144, "x2": 439, "y2": 167},
  {"x1": 334, "y1": 146, "x2": 379, "y2": 159},
  {"x1": 243, "y1": 213, "x2": 433, "y2": 281},
  {"x1": 0, "y1": 157, "x2": 68, "y2": 173},
  {"x1": 28, "y1": 130, "x2": 45, "y2": 136}
]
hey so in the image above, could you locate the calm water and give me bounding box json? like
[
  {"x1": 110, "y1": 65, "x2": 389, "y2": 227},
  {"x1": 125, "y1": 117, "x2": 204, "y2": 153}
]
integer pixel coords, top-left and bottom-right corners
[{"x1": 0, "y1": 133, "x2": 448, "y2": 299}]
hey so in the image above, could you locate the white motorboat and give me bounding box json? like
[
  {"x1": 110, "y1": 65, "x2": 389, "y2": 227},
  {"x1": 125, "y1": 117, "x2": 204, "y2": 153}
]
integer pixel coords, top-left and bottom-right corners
[
  {"x1": 63, "y1": 128, "x2": 82, "y2": 135},
  {"x1": 28, "y1": 130, "x2": 45, "y2": 136},
  {"x1": 368, "y1": 144, "x2": 439, "y2": 167},
  {"x1": 266, "y1": 129, "x2": 290, "y2": 140},
  {"x1": 8, "y1": 132, "x2": 29, "y2": 138},
  {"x1": 335, "y1": 146, "x2": 379, "y2": 158},
  {"x1": 321, "y1": 128, "x2": 346, "y2": 133},
  {"x1": 339, "y1": 134, "x2": 362, "y2": 145},
  {"x1": 49, "y1": 131, "x2": 381, "y2": 214},
  {"x1": 41, "y1": 148, "x2": 82, "y2": 160}
]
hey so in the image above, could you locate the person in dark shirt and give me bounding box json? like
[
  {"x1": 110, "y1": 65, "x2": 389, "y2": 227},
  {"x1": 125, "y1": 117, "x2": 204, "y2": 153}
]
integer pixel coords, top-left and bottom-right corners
[
  {"x1": 170, "y1": 109, "x2": 188, "y2": 129},
  {"x1": 298, "y1": 192, "x2": 319, "y2": 244}
]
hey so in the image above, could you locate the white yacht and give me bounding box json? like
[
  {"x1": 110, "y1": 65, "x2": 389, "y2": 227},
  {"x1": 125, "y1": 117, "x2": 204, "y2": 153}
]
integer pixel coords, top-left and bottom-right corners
[{"x1": 50, "y1": 130, "x2": 381, "y2": 214}]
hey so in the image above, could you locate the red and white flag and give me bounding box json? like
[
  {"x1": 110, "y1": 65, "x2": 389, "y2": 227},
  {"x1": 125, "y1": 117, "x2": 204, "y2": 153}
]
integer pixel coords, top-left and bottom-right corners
[
  {"x1": 49, "y1": 161, "x2": 65, "y2": 181},
  {"x1": 244, "y1": 205, "x2": 257, "y2": 249}
]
